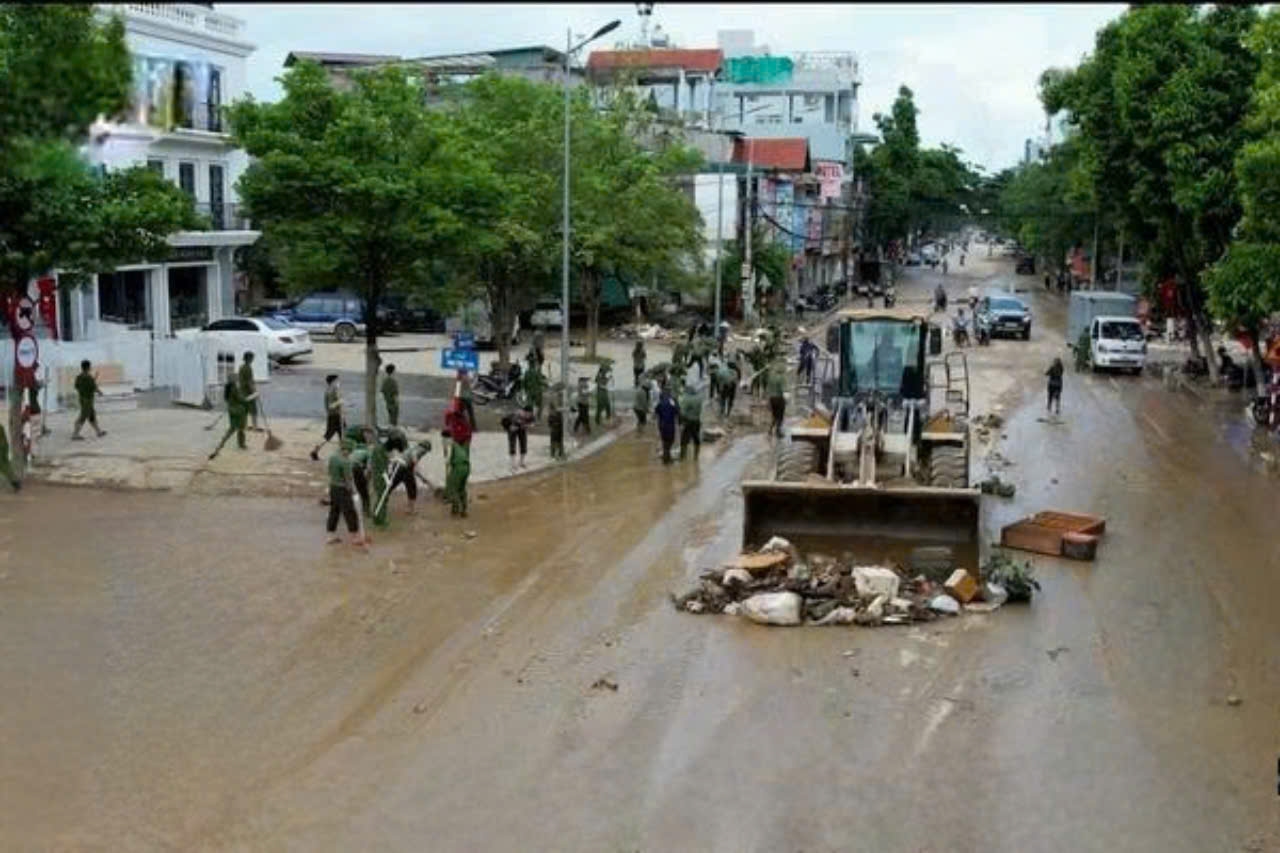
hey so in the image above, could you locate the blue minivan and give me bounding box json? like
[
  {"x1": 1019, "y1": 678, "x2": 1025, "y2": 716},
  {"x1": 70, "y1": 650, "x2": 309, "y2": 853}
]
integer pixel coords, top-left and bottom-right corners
[{"x1": 274, "y1": 291, "x2": 366, "y2": 343}]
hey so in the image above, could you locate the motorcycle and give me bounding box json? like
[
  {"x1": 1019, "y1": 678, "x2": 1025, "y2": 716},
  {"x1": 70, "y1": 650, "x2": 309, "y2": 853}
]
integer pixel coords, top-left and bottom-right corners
[
  {"x1": 974, "y1": 314, "x2": 991, "y2": 346},
  {"x1": 952, "y1": 317, "x2": 970, "y2": 347},
  {"x1": 1246, "y1": 369, "x2": 1280, "y2": 431},
  {"x1": 474, "y1": 361, "x2": 523, "y2": 404}
]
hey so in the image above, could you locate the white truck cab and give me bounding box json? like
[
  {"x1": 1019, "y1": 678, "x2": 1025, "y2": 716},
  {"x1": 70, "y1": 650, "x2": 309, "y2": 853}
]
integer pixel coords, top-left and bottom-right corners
[{"x1": 1088, "y1": 315, "x2": 1147, "y2": 374}]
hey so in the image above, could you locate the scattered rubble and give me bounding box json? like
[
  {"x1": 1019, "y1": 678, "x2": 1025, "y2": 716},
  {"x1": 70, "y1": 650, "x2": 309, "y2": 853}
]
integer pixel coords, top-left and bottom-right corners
[
  {"x1": 978, "y1": 474, "x2": 1016, "y2": 498},
  {"x1": 591, "y1": 677, "x2": 619, "y2": 692},
  {"x1": 1226, "y1": 694, "x2": 1243, "y2": 707},
  {"x1": 675, "y1": 536, "x2": 1025, "y2": 628}
]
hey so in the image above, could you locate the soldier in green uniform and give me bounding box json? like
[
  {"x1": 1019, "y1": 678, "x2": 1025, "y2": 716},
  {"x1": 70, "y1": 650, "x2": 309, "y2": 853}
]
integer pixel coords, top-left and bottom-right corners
[
  {"x1": 594, "y1": 361, "x2": 613, "y2": 425},
  {"x1": 369, "y1": 429, "x2": 391, "y2": 529},
  {"x1": 348, "y1": 438, "x2": 372, "y2": 513},
  {"x1": 632, "y1": 340, "x2": 647, "y2": 387},
  {"x1": 573, "y1": 376, "x2": 592, "y2": 436},
  {"x1": 325, "y1": 438, "x2": 364, "y2": 546},
  {"x1": 523, "y1": 361, "x2": 546, "y2": 421},
  {"x1": 633, "y1": 377, "x2": 650, "y2": 429},
  {"x1": 716, "y1": 360, "x2": 738, "y2": 419},
  {"x1": 310, "y1": 374, "x2": 345, "y2": 461},
  {"x1": 70, "y1": 360, "x2": 107, "y2": 440},
  {"x1": 381, "y1": 363, "x2": 400, "y2": 427},
  {"x1": 678, "y1": 383, "x2": 703, "y2": 461},
  {"x1": 548, "y1": 397, "x2": 566, "y2": 460},
  {"x1": 239, "y1": 352, "x2": 260, "y2": 431},
  {"x1": 209, "y1": 375, "x2": 253, "y2": 459}
]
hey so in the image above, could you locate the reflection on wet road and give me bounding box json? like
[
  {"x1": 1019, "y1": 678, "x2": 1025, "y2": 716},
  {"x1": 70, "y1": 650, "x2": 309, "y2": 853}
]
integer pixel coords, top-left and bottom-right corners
[{"x1": 2, "y1": 269, "x2": 1279, "y2": 851}]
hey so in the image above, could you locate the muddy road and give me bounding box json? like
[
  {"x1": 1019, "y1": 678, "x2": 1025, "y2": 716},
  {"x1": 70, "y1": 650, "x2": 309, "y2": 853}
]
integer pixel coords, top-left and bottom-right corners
[{"x1": 3, "y1": 260, "x2": 1279, "y2": 851}]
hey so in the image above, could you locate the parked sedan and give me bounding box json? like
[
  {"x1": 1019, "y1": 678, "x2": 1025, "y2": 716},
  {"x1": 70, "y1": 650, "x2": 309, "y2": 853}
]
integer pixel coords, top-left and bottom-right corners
[
  {"x1": 528, "y1": 300, "x2": 565, "y2": 330},
  {"x1": 200, "y1": 316, "x2": 313, "y2": 362}
]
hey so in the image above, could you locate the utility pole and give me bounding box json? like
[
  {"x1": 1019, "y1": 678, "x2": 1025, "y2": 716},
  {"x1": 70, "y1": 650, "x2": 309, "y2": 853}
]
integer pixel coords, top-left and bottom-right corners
[
  {"x1": 713, "y1": 157, "x2": 724, "y2": 332},
  {"x1": 741, "y1": 141, "x2": 755, "y2": 324}
]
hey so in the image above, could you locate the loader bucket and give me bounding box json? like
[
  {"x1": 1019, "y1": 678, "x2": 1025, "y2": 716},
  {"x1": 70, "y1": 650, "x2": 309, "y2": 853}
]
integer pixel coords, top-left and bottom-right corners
[{"x1": 741, "y1": 481, "x2": 981, "y2": 552}]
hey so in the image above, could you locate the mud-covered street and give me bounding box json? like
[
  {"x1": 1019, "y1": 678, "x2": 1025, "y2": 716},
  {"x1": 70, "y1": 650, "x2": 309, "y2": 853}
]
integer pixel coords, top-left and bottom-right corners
[{"x1": 3, "y1": 258, "x2": 1279, "y2": 852}]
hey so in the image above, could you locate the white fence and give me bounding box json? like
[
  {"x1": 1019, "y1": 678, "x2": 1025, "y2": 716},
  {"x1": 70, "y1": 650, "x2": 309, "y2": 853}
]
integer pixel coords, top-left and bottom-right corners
[{"x1": 1, "y1": 332, "x2": 270, "y2": 413}]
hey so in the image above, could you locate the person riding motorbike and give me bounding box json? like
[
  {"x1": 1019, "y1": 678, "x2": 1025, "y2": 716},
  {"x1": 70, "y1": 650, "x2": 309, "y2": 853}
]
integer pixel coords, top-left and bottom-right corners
[{"x1": 952, "y1": 309, "x2": 970, "y2": 347}]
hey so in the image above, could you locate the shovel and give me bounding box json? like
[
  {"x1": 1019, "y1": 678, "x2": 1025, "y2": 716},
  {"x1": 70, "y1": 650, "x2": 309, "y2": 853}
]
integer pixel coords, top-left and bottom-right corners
[{"x1": 372, "y1": 457, "x2": 404, "y2": 519}]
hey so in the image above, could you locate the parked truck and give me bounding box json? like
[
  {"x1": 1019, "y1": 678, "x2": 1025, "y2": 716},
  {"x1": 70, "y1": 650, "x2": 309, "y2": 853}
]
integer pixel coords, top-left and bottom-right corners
[
  {"x1": 1068, "y1": 291, "x2": 1147, "y2": 374},
  {"x1": 445, "y1": 298, "x2": 520, "y2": 349}
]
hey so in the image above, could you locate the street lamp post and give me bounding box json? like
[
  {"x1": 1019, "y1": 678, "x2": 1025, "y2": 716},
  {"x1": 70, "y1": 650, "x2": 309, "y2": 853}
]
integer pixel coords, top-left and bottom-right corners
[{"x1": 561, "y1": 18, "x2": 621, "y2": 419}]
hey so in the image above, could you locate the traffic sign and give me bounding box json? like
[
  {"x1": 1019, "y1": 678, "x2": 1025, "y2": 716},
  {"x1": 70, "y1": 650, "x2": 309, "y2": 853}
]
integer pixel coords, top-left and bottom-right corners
[
  {"x1": 441, "y1": 348, "x2": 479, "y2": 372},
  {"x1": 14, "y1": 297, "x2": 35, "y2": 332},
  {"x1": 13, "y1": 333, "x2": 38, "y2": 389},
  {"x1": 452, "y1": 330, "x2": 476, "y2": 350}
]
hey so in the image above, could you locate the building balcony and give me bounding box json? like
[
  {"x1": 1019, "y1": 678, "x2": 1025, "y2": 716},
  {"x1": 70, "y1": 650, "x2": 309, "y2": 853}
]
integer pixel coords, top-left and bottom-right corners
[
  {"x1": 102, "y1": 3, "x2": 246, "y2": 41},
  {"x1": 174, "y1": 101, "x2": 225, "y2": 134}
]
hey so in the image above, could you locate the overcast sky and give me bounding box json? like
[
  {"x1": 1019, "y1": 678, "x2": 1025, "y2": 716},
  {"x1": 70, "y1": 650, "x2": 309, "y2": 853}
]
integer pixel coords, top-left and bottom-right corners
[{"x1": 232, "y1": 3, "x2": 1125, "y2": 172}]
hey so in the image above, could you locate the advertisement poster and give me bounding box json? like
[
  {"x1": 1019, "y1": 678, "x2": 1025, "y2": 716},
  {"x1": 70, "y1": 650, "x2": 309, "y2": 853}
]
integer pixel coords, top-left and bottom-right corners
[
  {"x1": 816, "y1": 161, "x2": 844, "y2": 201},
  {"x1": 774, "y1": 180, "x2": 795, "y2": 249}
]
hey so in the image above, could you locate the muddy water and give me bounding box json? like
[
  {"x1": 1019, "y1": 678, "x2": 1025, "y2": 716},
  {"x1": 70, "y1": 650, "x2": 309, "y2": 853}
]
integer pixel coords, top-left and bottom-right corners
[{"x1": 4, "y1": 258, "x2": 1280, "y2": 851}]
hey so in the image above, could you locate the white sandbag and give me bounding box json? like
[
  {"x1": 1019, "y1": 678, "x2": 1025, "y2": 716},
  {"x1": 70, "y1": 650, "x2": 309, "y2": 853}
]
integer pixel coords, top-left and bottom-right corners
[{"x1": 739, "y1": 592, "x2": 803, "y2": 626}]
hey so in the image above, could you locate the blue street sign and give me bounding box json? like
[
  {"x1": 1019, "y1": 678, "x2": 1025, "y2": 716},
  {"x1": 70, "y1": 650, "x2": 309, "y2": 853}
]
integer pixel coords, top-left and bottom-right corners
[
  {"x1": 441, "y1": 348, "x2": 479, "y2": 372},
  {"x1": 452, "y1": 330, "x2": 476, "y2": 350}
]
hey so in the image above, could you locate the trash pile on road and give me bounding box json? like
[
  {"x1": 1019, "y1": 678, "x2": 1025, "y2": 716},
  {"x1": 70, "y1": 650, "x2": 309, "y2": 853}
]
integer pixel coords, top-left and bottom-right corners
[
  {"x1": 610, "y1": 323, "x2": 674, "y2": 340},
  {"x1": 673, "y1": 536, "x2": 1030, "y2": 628}
]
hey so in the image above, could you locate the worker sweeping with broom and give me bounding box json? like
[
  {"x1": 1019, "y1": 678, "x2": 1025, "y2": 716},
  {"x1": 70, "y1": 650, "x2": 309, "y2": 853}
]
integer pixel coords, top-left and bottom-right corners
[{"x1": 209, "y1": 374, "x2": 256, "y2": 460}]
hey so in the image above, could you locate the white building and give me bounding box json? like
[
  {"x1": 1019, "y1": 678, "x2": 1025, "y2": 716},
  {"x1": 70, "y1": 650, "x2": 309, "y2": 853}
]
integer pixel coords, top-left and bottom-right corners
[{"x1": 63, "y1": 2, "x2": 260, "y2": 342}]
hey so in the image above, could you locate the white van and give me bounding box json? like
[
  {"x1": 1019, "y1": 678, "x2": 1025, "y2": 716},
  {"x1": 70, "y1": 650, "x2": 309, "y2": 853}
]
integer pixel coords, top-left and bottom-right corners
[
  {"x1": 1086, "y1": 315, "x2": 1147, "y2": 374},
  {"x1": 445, "y1": 298, "x2": 520, "y2": 348}
]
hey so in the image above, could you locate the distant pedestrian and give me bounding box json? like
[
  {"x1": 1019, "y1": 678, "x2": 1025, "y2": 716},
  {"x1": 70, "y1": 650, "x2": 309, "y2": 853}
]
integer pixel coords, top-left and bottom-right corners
[
  {"x1": 690, "y1": 335, "x2": 710, "y2": 380},
  {"x1": 1046, "y1": 357, "x2": 1064, "y2": 415},
  {"x1": 209, "y1": 376, "x2": 251, "y2": 460},
  {"x1": 456, "y1": 369, "x2": 477, "y2": 431},
  {"x1": 239, "y1": 352, "x2": 260, "y2": 431},
  {"x1": 532, "y1": 329, "x2": 546, "y2": 372},
  {"x1": 716, "y1": 360, "x2": 738, "y2": 419},
  {"x1": 594, "y1": 362, "x2": 613, "y2": 424},
  {"x1": 766, "y1": 365, "x2": 787, "y2": 439},
  {"x1": 548, "y1": 398, "x2": 566, "y2": 460},
  {"x1": 442, "y1": 401, "x2": 472, "y2": 517},
  {"x1": 798, "y1": 337, "x2": 816, "y2": 385},
  {"x1": 678, "y1": 384, "x2": 703, "y2": 461},
  {"x1": 573, "y1": 377, "x2": 591, "y2": 436},
  {"x1": 381, "y1": 363, "x2": 400, "y2": 427},
  {"x1": 633, "y1": 377, "x2": 651, "y2": 428},
  {"x1": 71, "y1": 360, "x2": 107, "y2": 441},
  {"x1": 325, "y1": 439, "x2": 365, "y2": 547},
  {"x1": 632, "y1": 340, "x2": 646, "y2": 387},
  {"x1": 717, "y1": 320, "x2": 731, "y2": 356},
  {"x1": 310, "y1": 374, "x2": 345, "y2": 461},
  {"x1": 502, "y1": 403, "x2": 535, "y2": 470},
  {"x1": 655, "y1": 389, "x2": 679, "y2": 464}
]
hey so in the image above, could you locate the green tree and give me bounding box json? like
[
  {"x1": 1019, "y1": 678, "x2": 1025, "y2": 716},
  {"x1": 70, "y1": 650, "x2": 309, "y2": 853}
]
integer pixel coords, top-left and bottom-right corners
[
  {"x1": 571, "y1": 87, "x2": 704, "y2": 358},
  {"x1": 719, "y1": 224, "x2": 792, "y2": 316},
  {"x1": 451, "y1": 74, "x2": 561, "y2": 369},
  {"x1": 1205, "y1": 7, "x2": 1280, "y2": 367},
  {"x1": 998, "y1": 136, "x2": 1095, "y2": 277},
  {"x1": 1041, "y1": 4, "x2": 1261, "y2": 373},
  {"x1": 227, "y1": 60, "x2": 502, "y2": 428},
  {"x1": 0, "y1": 5, "x2": 200, "y2": 480}
]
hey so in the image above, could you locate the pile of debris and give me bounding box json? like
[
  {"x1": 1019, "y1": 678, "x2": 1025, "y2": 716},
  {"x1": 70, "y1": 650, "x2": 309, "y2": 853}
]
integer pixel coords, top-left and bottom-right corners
[
  {"x1": 609, "y1": 323, "x2": 673, "y2": 341},
  {"x1": 673, "y1": 537, "x2": 1016, "y2": 627}
]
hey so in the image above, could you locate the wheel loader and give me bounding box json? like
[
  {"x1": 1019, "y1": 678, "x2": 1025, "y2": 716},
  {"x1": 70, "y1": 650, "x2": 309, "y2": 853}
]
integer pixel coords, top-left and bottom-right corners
[{"x1": 742, "y1": 307, "x2": 981, "y2": 549}]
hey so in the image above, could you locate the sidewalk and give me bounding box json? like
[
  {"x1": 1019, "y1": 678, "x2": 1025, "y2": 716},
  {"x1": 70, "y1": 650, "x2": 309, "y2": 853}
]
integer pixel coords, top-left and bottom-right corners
[{"x1": 8, "y1": 405, "x2": 629, "y2": 497}]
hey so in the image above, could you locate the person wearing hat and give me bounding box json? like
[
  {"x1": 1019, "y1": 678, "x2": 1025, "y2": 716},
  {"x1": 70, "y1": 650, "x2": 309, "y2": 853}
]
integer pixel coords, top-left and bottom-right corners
[
  {"x1": 209, "y1": 375, "x2": 251, "y2": 460},
  {"x1": 326, "y1": 438, "x2": 364, "y2": 546}
]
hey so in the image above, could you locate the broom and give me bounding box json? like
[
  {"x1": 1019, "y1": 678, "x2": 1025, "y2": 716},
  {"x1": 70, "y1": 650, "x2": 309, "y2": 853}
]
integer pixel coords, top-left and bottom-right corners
[{"x1": 259, "y1": 394, "x2": 283, "y2": 452}]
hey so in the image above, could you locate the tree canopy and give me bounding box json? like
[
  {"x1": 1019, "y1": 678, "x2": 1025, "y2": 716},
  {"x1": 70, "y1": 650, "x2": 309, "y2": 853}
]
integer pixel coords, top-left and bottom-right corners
[{"x1": 228, "y1": 60, "x2": 505, "y2": 426}]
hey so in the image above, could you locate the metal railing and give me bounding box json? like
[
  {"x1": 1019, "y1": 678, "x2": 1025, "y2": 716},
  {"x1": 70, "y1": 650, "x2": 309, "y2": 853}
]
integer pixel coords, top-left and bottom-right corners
[
  {"x1": 174, "y1": 101, "x2": 224, "y2": 133},
  {"x1": 192, "y1": 203, "x2": 251, "y2": 231}
]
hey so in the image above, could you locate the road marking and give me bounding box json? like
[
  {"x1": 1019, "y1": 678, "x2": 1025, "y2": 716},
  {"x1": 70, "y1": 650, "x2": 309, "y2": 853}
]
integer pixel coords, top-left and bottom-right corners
[{"x1": 1140, "y1": 411, "x2": 1172, "y2": 445}]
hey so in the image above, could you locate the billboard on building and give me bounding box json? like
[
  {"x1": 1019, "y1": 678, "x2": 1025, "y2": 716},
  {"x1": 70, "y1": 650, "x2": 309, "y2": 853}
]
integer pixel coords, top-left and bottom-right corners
[{"x1": 816, "y1": 161, "x2": 844, "y2": 201}]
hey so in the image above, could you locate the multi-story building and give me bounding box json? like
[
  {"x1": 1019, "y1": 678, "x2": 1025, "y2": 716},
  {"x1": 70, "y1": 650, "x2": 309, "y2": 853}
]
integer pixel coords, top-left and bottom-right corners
[
  {"x1": 66, "y1": 2, "x2": 260, "y2": 342},
  {"x1": 285, "y1": 45, "x2": 582, "y2": 95}
]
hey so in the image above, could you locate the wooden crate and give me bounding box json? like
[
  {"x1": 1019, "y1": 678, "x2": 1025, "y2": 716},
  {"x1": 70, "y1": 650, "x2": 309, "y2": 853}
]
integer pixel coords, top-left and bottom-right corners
[{"x1": 1000, "y1": 510, "x2": 1106, "y2": 560}]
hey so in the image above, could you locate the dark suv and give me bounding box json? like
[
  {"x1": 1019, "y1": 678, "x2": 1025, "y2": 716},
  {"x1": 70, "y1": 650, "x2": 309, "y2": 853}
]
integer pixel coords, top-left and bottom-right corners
[
  {"x1": 273, "y1": 291, "x2": 366, "y2": 343},
  {"x1": 978, "y1": 291, "x2": 1033, "y2": 340}
]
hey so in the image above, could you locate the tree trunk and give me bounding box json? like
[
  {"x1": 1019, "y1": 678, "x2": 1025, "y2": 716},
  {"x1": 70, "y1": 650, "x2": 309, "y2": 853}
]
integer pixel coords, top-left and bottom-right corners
[
  {"x1": 364, "y1": 311, "x2": 379, "y2": 431},
  {"x1": 491, "y1": 279, "x2": 511, "y2": 372},
  {"x1": 584, "y1": 271, "x2": 600, "y2": 361}
]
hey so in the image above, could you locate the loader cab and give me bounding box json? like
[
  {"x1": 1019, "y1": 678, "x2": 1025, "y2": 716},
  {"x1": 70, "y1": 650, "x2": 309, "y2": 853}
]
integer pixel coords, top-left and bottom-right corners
[{"x1": 836, "y1": 314, "x2": 929, "y2": 400}]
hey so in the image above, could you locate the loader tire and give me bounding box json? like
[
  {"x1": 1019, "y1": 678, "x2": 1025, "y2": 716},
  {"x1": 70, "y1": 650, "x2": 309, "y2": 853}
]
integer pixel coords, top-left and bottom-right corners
[
  {"x1": 777, "y1": 440, "x2": 820, "y2": 482},
  {"x1": 928, "y1": 445, "x2": 969, "y2": 489}
]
